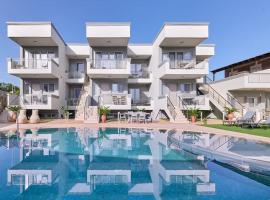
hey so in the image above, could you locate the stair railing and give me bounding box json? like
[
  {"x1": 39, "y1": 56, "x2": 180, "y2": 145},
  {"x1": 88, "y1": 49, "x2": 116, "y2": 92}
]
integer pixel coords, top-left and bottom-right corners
[
  {"x1": 227, "y1": 93, "x2": 244, "y2": 115},
  {"x1": 178, "y1": 96, "x2": 189, "y2": 120},
  {"x1": 167, "y1": 96, "x2": 176, "y2": 120},
  {"x1": 203, "y1": 76, "x2": 244, "y2": 116}
]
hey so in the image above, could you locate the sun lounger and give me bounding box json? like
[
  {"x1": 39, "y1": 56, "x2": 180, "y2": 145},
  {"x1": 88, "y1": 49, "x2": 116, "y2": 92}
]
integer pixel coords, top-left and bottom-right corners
[{"x1": 235, "y1": 111, "x2": 256, "y2": 127}]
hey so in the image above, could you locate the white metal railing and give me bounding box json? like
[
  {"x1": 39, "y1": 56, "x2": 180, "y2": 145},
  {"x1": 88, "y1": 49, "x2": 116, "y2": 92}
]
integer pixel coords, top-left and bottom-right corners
[
  {"x1": 180, "y1": 95, "x2": 207, "y2": 106},
  {"x1": 22, "y1": 94, "x2": 59, "y2": 105},
  {"x1": 68, "y1": 71, "x2": 85, "y2": 79},
  {"x1": 67, "y1": 98, "x2": 79, "y2": 106},
  {"x1": 99, "y1": 93, "x2": 129, "y2": 105},
  {"x1": 9, "y1": 58, "x2": 58, "y2": 69},
  {"x1": 89, "y1": 59, "x2": 128, "y2": 69},
  {"x1": 129, "y1": 71, "x2": 150, "y2": 78},
  {"x1": 131, "y1": 97, "x2": 151, "y2": 106},
  {"x1": 159, "y1": 60, "x2": 207, "y2": 69},
  {"x1": 248, "y1": 73, "x2": 270, "y2": 83}
]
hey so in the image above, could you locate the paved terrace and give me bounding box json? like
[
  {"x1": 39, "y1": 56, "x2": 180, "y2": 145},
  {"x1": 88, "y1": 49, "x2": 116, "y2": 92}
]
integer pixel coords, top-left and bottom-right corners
[{"x1": 0, "y1": 119, "x2": 269, "y2": 143}]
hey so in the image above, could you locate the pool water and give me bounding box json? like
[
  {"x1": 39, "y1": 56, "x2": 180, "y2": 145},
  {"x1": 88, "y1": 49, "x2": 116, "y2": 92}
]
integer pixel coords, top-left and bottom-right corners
[{"x1": 0, "y1": 127, "x2": 270, "y2": 200}]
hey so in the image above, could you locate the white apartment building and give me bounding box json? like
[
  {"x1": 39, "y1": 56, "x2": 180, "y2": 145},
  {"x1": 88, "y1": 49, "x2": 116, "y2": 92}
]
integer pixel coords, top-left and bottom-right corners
[
  {"x1": 7, "y1": 21, "x2": 215, "y2": 122},
  {"x1": 210, "y1": 52, "x2": 270, "y2": 120}
]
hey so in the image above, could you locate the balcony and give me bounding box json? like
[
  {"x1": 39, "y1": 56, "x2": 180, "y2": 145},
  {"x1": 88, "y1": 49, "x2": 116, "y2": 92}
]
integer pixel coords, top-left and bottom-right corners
[
  {"x1": 21, "y1": 94, "x2": 60, "y2": 110},
  {"x1": 67, "y1": 71, "x2": 85, "y2": 83},
  {"x1": 99, "y1": 93, "x2": 131, "y2": 110},
  {"x1": 8, "y1": 58, "x2": 59, "y2": 78},
  {"x1": 128, "y1": 71, "x2": 152, "y2": 84},
  {"x1": 210, "y1": 72, "x2": 270, "y2": 92},
  {"x1": 158, "y1": 60, "x2": 208, "y2": 79},
  {"x1": 179, "y1": 94, "x2": 210, "y2": 110},
  {"x1": 131, "y1": 97, "x2": 153, "y2": 110},
  {"x1": 67, "y1": 98, "x2": 79, "y2": 110},
  {"x1": 87, "y1": 59, "x2": 131, "y2": 78}
]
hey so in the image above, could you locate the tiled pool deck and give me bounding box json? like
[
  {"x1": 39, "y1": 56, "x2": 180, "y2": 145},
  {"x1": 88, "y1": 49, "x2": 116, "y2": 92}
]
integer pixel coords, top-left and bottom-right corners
[{"x1": 0, "y1": 119, "x2": 270, "y2": 143}]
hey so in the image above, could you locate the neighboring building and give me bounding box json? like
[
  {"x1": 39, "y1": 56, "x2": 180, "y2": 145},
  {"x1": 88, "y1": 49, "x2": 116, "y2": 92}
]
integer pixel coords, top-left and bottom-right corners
[
  {"x1": 7, "y1": 21, "x2": 215, "y2": 122},
  {"x1": 210, "y1": 52, "x2": 270, "y2": 119}
]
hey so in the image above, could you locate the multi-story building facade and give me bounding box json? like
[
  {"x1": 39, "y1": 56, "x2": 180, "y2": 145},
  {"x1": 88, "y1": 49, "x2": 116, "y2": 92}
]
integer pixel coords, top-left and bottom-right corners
[
  {"x1": 7, "y1": 21, "x2": 215, "y2": 122},
  {"x1": 210, "y1": 52, "x2": 270, "y2": 120}
]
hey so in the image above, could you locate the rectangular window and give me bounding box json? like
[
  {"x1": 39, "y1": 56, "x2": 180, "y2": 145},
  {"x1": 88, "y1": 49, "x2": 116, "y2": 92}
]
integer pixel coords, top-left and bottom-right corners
[
  {"x1": 247, "y1": 97, "x2": 256, "y2": 107},
  {"x1": 24, "y1": 82, "x2": 31, "y2": 94},
  {"x1": 180, "y1": 83, "x2": 193, "y2": 93},
  {"x1": 183, "y1": 52, "x2": 193, "y2": 60},
  {"x1": 129, "y1": 88, "x2": 140, "y2": 103},
  {"x1": 43, "y1": 83, "x2": 55, "y2": 93},
  {"x1": 112, "y1": 83, "x2": 123, "y2": 93}
]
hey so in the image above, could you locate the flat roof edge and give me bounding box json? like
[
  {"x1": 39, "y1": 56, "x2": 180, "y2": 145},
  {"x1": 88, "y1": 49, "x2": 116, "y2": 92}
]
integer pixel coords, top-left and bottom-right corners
[
  {"x1": 86, "y1": 22, "x2": 131, "y2": 26},
  {"x1": 128, "y1": 43, "x2": 152, "y2": 46},
  {"x1": 164, "y1": 22, "x2": 209, "y2": 26},
  {"x1": 66, "y1": 43, "x2": 89, "y2": 46},
  {"x1": 7, "y1": 21, "x2": 52, "y2": 25},
  {"x1": 198, "y1": 44, "x2": 215, "y2": 47}
]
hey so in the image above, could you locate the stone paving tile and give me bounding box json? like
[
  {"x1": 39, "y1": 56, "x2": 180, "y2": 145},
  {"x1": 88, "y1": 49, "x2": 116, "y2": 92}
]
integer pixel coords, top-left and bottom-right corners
[{"x1": 0, "y1": 119, "x2": 269, "y2": 143}]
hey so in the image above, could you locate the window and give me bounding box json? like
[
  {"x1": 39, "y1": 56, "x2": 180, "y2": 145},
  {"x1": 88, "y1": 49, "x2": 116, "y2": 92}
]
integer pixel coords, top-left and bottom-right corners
[
  {"x1": 129, "y1": 88, "x2": 140, "y2": 103},
  {"x1": 112, "y1": 83, "x2": 123, "y2": 93},
  {"x1": 183, "y1": 52, "x2": 193, "y2": 60},
  {"x1": 180, "y1": 83, "x2": 193, "y2": 93},
  {"x1": 247, "y1": 97, "x2": 256, "y2": 107},
  {"x1": 42, "y1": 83, "x2": 55, "y2": 93},
  {"x1": 24, "y1": 82, "x2": 31, "y2": 94},
  {"x1": 131, "y1": 64, "x2": 142, "y2": 75}
]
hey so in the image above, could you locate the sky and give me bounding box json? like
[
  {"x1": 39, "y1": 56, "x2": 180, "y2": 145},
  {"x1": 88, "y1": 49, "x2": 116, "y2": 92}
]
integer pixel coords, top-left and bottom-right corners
[{"x1": 1, "y1": 0, "x2": 270, "y2": 86}]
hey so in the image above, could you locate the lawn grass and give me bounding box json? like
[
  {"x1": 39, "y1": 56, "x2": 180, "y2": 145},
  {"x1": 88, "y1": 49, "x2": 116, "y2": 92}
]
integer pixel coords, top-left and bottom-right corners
[{"x1": 205, "y1": 124, "x2": 270, "y2": 138}]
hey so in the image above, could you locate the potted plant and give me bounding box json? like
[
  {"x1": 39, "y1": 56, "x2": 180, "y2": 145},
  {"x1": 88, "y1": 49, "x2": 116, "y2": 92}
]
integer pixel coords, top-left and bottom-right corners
[
  {"x1": 188, "y1": 107, "x2": 200, "y2": 124},
  {"x1": 224, "y1": 106, "x2": 238, "y2": 121},
  {"x1": 7, "y1": 105, "x2": 21, "y2": 134},
  {"x1": 7, "y1": 105, "x2": 21, "y2": 122},
  {"x1": 60, "y1": 106, "x2": 71, "y2": 119},
  {"x1": 98, "y1": 106, "x2": 110, "y2": 123}
]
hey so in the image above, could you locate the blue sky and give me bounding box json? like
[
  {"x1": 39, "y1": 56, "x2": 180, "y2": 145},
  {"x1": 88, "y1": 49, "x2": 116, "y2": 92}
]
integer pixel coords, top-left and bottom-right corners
[{"x1": 1, "y1": 0, "x2": 270, "y2": 85}]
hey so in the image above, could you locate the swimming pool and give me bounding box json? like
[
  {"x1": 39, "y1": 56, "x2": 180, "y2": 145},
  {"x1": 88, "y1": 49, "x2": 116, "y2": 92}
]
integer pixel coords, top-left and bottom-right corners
[{"x1": 0, "y1": 127, "x2": 270, "y2": 200}]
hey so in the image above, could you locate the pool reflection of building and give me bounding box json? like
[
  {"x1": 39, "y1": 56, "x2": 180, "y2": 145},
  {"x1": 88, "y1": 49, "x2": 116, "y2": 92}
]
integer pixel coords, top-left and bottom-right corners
[{"x1": 6, "y1": 128, "x2": 221, "y2": 199}]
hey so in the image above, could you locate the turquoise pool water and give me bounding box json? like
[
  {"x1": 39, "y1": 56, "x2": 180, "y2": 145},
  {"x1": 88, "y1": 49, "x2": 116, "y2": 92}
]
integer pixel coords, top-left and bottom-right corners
[{"x1": 0, "y1": 127, "x2": 270, "y2": 200}]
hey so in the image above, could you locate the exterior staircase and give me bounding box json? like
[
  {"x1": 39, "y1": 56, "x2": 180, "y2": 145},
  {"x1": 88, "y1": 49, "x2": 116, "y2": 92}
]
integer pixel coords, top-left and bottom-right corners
[
  {"x1": 75, "y1": 77, "x2": 99, "y2": 123},
  {"x1": 155, "y1": 95, "x2": 189, "y2": 123},
  {"x1": 199, "y1": 76, "x2": 244, "y2": 118},
  {"x1": 75, "y1": 77, "x2": 91, "y2": 120}
]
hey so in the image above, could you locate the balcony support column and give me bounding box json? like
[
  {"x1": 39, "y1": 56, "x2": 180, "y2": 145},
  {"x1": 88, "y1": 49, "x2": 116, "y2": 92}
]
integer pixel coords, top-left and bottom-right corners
[{"x1": 29, "y1": 109, "x2": 40, "y2": 124}]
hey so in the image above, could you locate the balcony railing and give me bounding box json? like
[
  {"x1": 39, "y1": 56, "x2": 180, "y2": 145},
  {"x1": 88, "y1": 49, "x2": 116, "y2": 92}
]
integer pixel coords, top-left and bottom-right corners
[
  {"x1": 89, "y1": 59, "x2": 128, "y2": 69},
  {"x1": 22, "y1": 94, "x2": 59, "y2": 105},
  {"x1": 67, "y1": 98, "x2": 79, "y2": 106},
  {"x1": 129, "y1": 71, "x2": 150, "y2": 79},
  {"x1": 9, "y1": 58, "x2": 58, "y2": 69},
  {"x1": 99, "y1": 93, "x2": 130, "y2": 105},
  {"x1": 68, "y1": 71, "x2": 85, "y2": 79},
  {"x1": 159, "y1": 60, "x2": 207, "y2": 70},
  {"x1": 131, "y1": 97, "x2": 151, "y2": 106},
  {"x1": 248, "y1": 73, "x2": 270, "y2": 83},
  {"x1": 180, "y1": 95, "x2": 207, "y2": 106}
]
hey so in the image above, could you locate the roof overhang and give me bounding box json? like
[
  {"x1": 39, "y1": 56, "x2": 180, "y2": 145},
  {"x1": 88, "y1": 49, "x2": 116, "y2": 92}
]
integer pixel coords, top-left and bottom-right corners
[
  {"x1": 7, "y1": 22, "x2": 64, "y2": 46},
  {"x1": 86, "y1": 22, "x2": 130, "y2": 46},
  {"x1": 157, "y1": 23, "x2": 209, "y2": 47}
]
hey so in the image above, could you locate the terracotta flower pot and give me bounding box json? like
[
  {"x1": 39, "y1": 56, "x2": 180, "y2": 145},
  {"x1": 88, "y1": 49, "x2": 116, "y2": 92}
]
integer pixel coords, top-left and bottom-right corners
[
  {"x1": 101, "y1": 114, "x2": 106, "y2": 123},
  {"x1": 227, "y1": 113, "x2": 234, "y2": 121},
  {"x1": 191, "y1": 116, "x2": 196, "y2": 124},
  {"x1": 8, "y1": 111, "x2": 17, "y2": 122}
]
